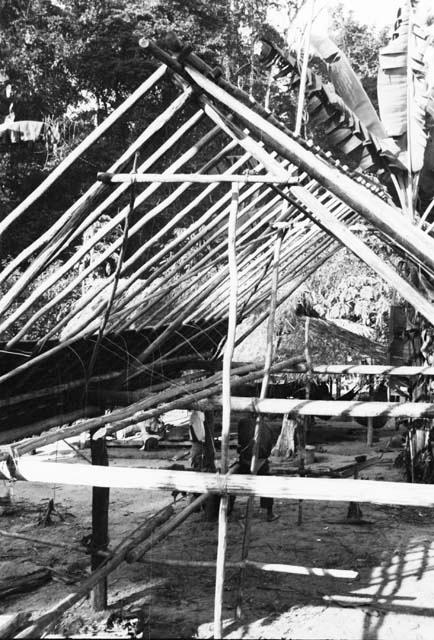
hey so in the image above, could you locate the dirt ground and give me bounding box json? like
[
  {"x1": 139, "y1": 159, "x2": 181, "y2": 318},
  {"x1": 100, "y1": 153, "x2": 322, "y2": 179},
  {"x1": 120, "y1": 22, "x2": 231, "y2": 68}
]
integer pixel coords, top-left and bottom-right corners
[{"x1": 2, "y1": 421, "x2": 434, "y2": 639}]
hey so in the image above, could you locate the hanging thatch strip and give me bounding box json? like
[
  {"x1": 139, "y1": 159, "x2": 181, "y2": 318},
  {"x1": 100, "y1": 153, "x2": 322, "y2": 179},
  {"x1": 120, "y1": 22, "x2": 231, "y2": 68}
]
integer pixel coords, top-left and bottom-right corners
[{"x1": 258, "y1": 38, "x2": 403, "y2": 172}]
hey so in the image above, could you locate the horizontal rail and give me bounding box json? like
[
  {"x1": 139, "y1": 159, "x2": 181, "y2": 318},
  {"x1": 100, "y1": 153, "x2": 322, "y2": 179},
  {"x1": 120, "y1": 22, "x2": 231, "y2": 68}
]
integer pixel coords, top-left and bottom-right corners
[
  {"x1": 9, "y1": 460, "x2": 434, "y2": 508},
  {"x1": 97, "y1": 172, "x2": 298, "y2": 184},
  {"x1": 203, "y1": 396, "x2": 434, "y2": 419},
  {"x1": 286, "y1": 364, "x2": 434, "y2": 377}
]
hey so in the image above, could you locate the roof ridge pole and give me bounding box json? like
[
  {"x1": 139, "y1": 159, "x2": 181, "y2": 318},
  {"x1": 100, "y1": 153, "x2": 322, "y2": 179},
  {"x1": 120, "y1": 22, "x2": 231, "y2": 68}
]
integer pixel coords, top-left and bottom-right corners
[
  {"x1": 184, "y1": 63, "x2": 434, "y2": 276},
  {"x1": 0, "y1": 65, "x2": 167, "y2": 238},
  {"x1": 214, "y1": 182, "x2": 239, "y2": 639}
]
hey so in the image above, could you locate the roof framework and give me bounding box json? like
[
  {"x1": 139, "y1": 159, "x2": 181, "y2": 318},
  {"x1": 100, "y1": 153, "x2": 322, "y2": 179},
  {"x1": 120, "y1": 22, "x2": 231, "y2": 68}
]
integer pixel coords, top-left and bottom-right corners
[
  {"x1": 1, "y1": 39, "x2": 434, "y2": 442},
  {"x1": 3, "y1": 37, "x2": 434, "y2": 638}
]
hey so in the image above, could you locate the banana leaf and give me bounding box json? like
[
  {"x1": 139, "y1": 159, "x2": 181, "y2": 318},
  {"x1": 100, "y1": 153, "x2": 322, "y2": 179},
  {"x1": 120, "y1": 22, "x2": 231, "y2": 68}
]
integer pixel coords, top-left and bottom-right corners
[
  {"x1": 377, "y1": 0, "x2": 429, "y2": 174},
  {"x1": 311, "y1": 33, "x2": 389, "y2": 142},
  {"x1": 257, "y1": 39, "x2": 404, "y2": 172}
]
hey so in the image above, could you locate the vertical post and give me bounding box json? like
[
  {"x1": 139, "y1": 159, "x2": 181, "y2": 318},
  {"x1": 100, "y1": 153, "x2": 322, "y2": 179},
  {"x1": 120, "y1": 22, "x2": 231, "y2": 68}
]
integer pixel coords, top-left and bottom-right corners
[
  {"x1": 90, "y1": 429, "x2": 109, "y2": 611},
  {"x1": 367, "y1": 417, "x2": 374, "y2": 447},
  {"x1": 214, "y1": 183, "x2": 239, "y2": 639},
  {"x1": 236, "y1": 229, "x2": 284, "y2": 619},
  {"x1": 367, "y1": 374, "x2": 374, "y2": 446}
]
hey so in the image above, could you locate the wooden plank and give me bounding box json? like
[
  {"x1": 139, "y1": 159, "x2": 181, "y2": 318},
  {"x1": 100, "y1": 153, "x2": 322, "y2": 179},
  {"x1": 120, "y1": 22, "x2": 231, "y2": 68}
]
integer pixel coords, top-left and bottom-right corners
[{"x1": 13, "y1": 460, "x2": 434, "y2": 508}]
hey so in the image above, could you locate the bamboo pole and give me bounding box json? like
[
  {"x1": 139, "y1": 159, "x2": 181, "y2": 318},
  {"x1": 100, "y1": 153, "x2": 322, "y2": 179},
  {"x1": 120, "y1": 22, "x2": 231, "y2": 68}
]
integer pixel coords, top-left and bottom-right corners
[
  {"x1": 0, "y1": 65, "x2": 167, "y2": 238},
  {"x1": 0, "y1": 83, "x2": 189, "y2": 299},
  {"x1": 290, "y1": 186, "x2": 434, "y2": 326},
  {"x1": 0, "y1": 406, "x2": 101, "y2": 447},
  {"x1": 9, "y1": 131, "x2": 237, "y2": 346},
  {"x1": 0, "y1": 528, "x2": 109, "y2": 558},
  {"x1": 184, "y1": 62, "x2": 434, "y2": 275},
  {"x1": 236, "y1": 227, "x2": 284, "y2": 619},
  {"x1": 131, "y1": 187, "x2": 287, "y2": 328},
  {"x1": 127, "y1": 464, "x2": 240, "y2": 565},
  {"x1": 1, "y1": 111, "x2": 216, "y2": 341},
  {"x1": 9, "y1": 356, "x2": 306, "y2": 452},
  {"x1": 14, "y1": 504, "x2": 174, "y2": 639},
  {"x1": 13, "y1": 460, "x2": 434, "y2": 508},
  {"x1": 98, "y1": 172, "x2": 295, "y2": 184},
  {"x1": 107, "y1": 153, "x2": 286, "y2": 331},
  {"x1": 0, "y1": 371, "x2": 119, "y2": 409},
  {"x1": 214, "y1": 183, "x2": 239, "y2": 638},
  {"x1": 201, "y1": 99, "x2": 289, "y2": 181}
]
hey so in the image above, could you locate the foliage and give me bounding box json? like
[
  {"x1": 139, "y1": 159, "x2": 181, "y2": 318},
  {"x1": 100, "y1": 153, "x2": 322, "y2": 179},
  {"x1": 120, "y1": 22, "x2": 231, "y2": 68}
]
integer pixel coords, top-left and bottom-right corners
[
  {"x1": 307, "y1": 246, "x2": 392, "y2": 341},
  {"x1": 329, "y1": 3, "x2": 388, "y2": 112}
]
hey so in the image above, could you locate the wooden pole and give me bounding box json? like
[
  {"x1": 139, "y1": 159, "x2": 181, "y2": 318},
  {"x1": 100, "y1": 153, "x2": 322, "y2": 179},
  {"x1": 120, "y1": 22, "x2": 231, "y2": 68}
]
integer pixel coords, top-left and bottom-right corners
[
  {"x1": 184, "y1": 62, "x2": 434, "y2": 276},
  {"x1": 7, "y1": 99, "x2": 201, "y2": 344},
  {"x1": 90, "y1": 430, "x2": 109, "y2": 610},
  {"x1": 8, "y1": 356, "x2": 305, "y2": 451},
  {"x1": 15, "y1": 504, "x2": 174, "y2": 639},
  {"x1": 127, "y1": 466, "x2": 240, "y2": 565},
  {"x1": 1, "y1": 112, "x2": 216, "y2": 341},
  {"x1": 0, "y1": 65, "x2": 167, "y2": 238},
  {"x1": 97, "y1": 172, "x2": 295, "y2": 184},
  {"x1": 0, "y1": 83, "x2": 189, "y2": 302},
  {"x1": 214, "y1": 183, "x2": 239, "y2": 639},
  {"x1": 236, "y1": 228, "x2": 284, "y2": 618}
]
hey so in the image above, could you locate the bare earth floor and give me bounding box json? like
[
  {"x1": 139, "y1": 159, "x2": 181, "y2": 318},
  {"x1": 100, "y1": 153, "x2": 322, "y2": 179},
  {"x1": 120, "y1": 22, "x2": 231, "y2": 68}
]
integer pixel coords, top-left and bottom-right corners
[{"x1": 1, "y1": 424, "x2": 434, "y2": 639}]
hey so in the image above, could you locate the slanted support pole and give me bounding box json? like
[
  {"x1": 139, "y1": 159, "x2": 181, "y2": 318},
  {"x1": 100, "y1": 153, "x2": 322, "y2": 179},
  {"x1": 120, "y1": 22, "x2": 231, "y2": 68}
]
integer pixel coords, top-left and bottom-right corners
[
  {"x1": 90, "y1": 429, "x2": 109, "y2": 611},
  {"x1": 214, "y1": 183, "x2": 239, "y2": 639}
]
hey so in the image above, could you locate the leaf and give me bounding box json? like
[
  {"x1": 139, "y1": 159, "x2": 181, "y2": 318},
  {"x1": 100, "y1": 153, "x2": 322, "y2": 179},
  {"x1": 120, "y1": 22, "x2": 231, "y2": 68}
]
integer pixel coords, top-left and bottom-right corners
[
  {"x1": 311, "y1": 33, "x2": 388, "y2": 142},
  {"x1": 257, "y1": 38, "x2": 404, "y2": 172},
  {"x1": 377, "y1": 0, "x2": 429, "y2": 173}
]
